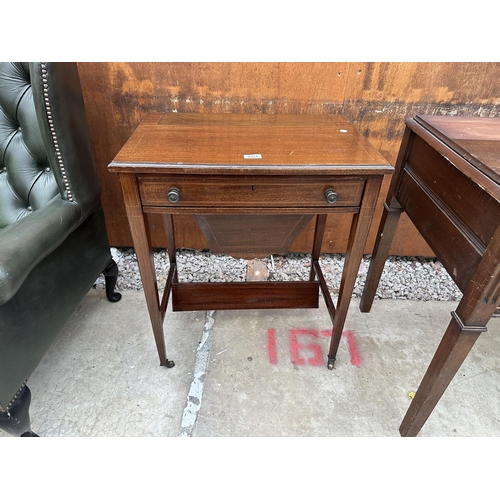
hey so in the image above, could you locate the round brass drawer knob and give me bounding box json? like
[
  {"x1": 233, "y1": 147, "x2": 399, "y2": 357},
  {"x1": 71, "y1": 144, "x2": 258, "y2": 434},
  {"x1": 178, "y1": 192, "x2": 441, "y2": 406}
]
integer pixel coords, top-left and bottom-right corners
[
  {"x1": 167, "y1": 187, "x2": 181, "y2": 204},
  {"x1": 324, "y1": 189, "x2": 338, "y2": 204}
]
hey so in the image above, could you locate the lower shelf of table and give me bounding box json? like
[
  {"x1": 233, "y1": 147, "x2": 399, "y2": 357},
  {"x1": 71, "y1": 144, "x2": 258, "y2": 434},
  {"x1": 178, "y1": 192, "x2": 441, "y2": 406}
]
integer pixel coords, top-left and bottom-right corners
[{"x1": 171, "y1": 281, "x2": 320, "y2": 311}]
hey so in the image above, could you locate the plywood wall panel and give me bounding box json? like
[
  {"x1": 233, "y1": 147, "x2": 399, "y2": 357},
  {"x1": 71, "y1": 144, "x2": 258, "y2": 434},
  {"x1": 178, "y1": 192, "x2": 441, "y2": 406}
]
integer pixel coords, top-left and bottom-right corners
[
  {"x1": 77, "y1": 62, "x2": 500, "y2": 256},
  {"x1": 343, "y1": 62, "x2": 500, "y2": 164}
]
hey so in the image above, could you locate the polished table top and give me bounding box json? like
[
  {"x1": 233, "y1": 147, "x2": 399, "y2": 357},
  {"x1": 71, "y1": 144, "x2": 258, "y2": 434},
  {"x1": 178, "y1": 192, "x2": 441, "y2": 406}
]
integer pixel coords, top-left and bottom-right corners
[
  {"x1": 412, "y1": 115, "x2": 500, "y2": 190},
  {"x1": 109, "y1": 112, "x2": 391, "y2": 176}
]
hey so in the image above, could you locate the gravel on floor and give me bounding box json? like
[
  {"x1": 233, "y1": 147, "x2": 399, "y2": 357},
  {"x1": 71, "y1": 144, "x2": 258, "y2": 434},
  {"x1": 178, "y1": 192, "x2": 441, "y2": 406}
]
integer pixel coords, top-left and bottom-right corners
[{"x1": 93, "y1": 247, "x2": 463, "y2": 302}]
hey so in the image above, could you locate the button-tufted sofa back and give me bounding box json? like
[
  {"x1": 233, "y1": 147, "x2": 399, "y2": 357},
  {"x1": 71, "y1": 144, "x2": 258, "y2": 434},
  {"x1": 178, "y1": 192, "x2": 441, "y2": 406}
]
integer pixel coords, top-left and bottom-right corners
[{"x1": 0, "y1": 62, "x2": 101, "y2": 229}]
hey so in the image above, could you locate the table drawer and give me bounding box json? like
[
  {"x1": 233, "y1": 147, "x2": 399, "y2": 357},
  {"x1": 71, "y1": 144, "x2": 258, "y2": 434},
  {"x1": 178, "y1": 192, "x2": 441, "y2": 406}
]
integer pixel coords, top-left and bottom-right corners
[{"x1": 138, "y1": 175, "x2": 366, "y2": 208}]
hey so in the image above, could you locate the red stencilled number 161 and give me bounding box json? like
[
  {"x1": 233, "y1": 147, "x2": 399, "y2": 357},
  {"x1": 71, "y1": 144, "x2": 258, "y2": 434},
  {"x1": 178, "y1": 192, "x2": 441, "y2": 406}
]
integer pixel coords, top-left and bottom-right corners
[{"x1": 267, "y1": 328, "x2": 361, "y2": 367}]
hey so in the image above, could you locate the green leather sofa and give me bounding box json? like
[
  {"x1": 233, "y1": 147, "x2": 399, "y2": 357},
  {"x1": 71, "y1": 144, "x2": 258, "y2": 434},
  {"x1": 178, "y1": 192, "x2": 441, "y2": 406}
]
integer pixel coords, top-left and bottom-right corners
[{"x1": 0, "y1": 62, "x2": 121, "y2": 436}]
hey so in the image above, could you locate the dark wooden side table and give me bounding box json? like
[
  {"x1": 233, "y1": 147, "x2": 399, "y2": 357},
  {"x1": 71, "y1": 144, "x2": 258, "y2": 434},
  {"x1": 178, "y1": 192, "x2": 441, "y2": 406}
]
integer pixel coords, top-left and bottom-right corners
[
  {"x1": 109, "y1": 112, "x2": 392, "y2": 371},
  {"x1": 360, "y1": 115, "x2": 500, "y2": 436}
]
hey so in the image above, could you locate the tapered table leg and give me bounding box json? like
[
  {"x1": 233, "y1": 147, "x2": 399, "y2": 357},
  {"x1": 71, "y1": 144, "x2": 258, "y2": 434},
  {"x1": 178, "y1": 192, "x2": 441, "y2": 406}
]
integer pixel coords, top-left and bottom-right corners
[
  {"x1": 360, "y1": 125, "x2": 413, "y2": 313},
  {"x1": 359, "y1": 203, "x2": 402, "y2": 312},
  {"x1": 327, "y1": 176, "x2": 384, "y2": 368},
  {"x1": 399, "y1": 312, "x2": 484, "y2": 436},
  {"x1": 400, "y1": 228, "x2": 500, "y2": 435},
  {"x1": 119, "y1": 174, "x2": 174, "y2": 367},
  {"x1": 309, "y1": 214, "x2": 327, "y2": 282}
]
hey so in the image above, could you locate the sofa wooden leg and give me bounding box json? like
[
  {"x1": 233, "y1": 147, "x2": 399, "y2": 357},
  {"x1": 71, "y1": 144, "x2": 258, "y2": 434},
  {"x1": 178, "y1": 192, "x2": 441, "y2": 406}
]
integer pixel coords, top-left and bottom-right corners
[
  {"x1": 103, "y1": 258, "x2": 122, "y2": 302},
  {"x1": 0, "y1": 384, "x2": 39, "y2": 437}
]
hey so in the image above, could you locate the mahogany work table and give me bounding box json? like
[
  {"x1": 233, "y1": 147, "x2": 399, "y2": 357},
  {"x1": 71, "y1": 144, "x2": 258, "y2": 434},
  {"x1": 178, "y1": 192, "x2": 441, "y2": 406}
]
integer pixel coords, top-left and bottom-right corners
[
  {"x1": 109, "y1": 112, "x2": 392, "y2": 371},
  {"x1": 361, "y1": 115, "x2": 500, "y2": 437}
]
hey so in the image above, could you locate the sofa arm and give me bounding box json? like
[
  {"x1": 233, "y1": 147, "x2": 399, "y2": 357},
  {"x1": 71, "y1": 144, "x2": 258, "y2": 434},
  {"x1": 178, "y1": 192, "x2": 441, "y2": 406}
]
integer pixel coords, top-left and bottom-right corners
[{"x1": 0, "y1": 196, "x2": 81, "y2": 305}]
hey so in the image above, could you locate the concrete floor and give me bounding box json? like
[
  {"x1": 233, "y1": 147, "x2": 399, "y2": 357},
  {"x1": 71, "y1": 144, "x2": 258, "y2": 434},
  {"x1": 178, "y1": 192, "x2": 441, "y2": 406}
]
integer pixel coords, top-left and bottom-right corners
[{"x1": 2, "y1": 288, "x2": 500, "y2": 438}]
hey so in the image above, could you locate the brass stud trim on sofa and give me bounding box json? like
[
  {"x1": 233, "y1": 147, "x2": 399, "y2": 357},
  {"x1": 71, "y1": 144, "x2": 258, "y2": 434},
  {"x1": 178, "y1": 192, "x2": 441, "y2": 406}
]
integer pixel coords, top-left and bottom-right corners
[
  {"x1": 4, "y1": 380, "x2": 27, "y2": 412},
  {"x1": 40, "y1": 63, "x2": 74, "y2": 202}
]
